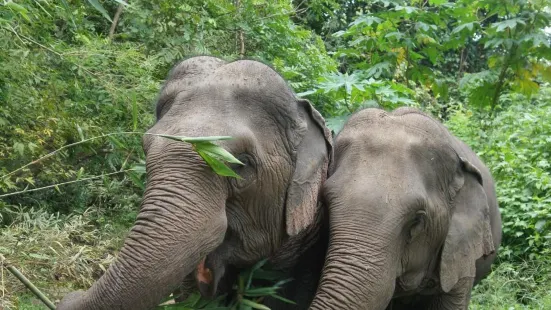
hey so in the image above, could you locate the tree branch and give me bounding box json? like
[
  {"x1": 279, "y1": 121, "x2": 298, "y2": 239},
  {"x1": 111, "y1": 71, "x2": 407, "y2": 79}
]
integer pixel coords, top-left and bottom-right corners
[
  {"x1": 239, "y1": 29, "x2": 245, "y2": 58},
  {"x1": 109, "y1": 1, "x2": 128, "y2": 41},
  {"x1": 491, "y1": 45, "x2": 517, "y2": 116}
]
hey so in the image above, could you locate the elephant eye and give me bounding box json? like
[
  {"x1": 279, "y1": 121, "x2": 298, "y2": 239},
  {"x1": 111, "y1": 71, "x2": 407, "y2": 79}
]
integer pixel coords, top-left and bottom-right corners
[
  {"x1": 407, "y1": 210, "x2": 426, "y2": 243},
  {"x1": 230, "y1": 154, "x2": 252, "y2": 171},
  {"x1": 229, "y1": 153, "x2": 255, "y2": 189}
]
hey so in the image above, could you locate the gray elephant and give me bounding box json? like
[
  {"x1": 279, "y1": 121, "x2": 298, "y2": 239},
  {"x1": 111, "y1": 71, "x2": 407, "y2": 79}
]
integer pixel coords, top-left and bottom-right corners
[
  {"x1": 57, "y1": 56, "x2": 332, "y2": 310},
  {"x1": 310, "y1": 107, "x2": 502, "y2": 310}
]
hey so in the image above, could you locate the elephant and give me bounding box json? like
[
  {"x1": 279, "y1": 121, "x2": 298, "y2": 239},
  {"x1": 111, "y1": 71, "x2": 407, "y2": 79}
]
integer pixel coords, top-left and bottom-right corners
[
  {"x1": 309, "y1": 107, "x2": 502, "y2": 310},
  {"x1": 57, "y1": 56, "x2": 332, "y2": 310}
]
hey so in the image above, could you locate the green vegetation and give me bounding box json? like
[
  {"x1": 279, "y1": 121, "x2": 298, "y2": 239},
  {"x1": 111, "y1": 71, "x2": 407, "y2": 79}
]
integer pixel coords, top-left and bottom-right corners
[{"x1": 1, "y1": 0, "x2": 550, "y2": 309}]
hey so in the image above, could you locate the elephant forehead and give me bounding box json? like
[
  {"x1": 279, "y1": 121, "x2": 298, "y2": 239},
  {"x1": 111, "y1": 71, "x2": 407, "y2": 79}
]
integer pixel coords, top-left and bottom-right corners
[{"x1": 215, "y1": 60, "x2": 288, "y2": 87}]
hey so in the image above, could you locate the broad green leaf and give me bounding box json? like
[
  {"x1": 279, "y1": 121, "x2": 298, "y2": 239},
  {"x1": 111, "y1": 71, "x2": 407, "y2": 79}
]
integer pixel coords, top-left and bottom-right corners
[
  {"x1": 451, "y1": 22, "x2": 478, "y2": 34},
  {"x1": 415, "y1": 22, "x2": 437, "y2": 32},
  {"x1": 394, "y1": 5, "x2": 418, "y2": 14},
  {"x1": 86, "y1": 0, "x2": 113, "y2": 22},
  {"x1": 423, "y1": 46, "x2": 439, "y2": 65},
  {"x1": 365, "y1": 62, "x2": 392, "y2": 79},
  {"x1": 351, "y1": 15, "x2": 382, "y2": 27},
  {"x1": 385, "y1": 32, "x2": 404, "y2": 40},
  {"x1": 491, "y1": 18, "x2": 526, "y2": 33},
  {"x1": 521, "y1": 33, "x2": 551, "y2": 48},
  {"x1": 513, "y1": 77, "x2": 539, "y2": 97},
  {"x1": 484, "y1": 38, "x2": 505, "y2": 49}
]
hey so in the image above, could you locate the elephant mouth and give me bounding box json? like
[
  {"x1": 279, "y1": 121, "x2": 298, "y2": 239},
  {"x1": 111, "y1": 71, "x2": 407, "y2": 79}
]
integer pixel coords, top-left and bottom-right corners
[
  {"x1": 196, "y1": 255, "x2": 225, "y2": 298},
  {"x1": 195, "y1": 249, "x2": 241, "y2": 299}
]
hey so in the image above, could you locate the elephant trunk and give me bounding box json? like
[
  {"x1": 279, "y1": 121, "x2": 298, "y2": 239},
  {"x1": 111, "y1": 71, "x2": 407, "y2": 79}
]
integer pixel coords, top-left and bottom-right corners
[
  {"x1": 58, "y1": 149, "x2": 228, "y2": 310},
  {"x1": 310, "y1": 204, "x2": 398, "y2": 310}
]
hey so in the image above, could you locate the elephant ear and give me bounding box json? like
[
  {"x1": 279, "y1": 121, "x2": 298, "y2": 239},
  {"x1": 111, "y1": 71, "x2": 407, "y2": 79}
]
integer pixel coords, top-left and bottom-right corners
[
  {"x1": 439, "y1": 156, "x2": 495, "y2": 293},
  {"x1": 285, "y1": 99, "x2": 333, "y2": 236}
]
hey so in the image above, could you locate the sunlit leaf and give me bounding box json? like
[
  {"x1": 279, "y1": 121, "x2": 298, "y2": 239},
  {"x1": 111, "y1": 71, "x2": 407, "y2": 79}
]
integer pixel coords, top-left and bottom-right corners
[
  {"x1": 351, "y1": 15, "x2": 382, "y2": 27},
  {"x1": 491, "y1": 18, "x2": 526, "y2": 33}
]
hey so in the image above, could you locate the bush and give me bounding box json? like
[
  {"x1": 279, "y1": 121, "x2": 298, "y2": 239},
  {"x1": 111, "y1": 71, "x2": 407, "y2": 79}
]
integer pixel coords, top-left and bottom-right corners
[{"x1": 446, "y1": 86, "x2": 551, "y2": 259}]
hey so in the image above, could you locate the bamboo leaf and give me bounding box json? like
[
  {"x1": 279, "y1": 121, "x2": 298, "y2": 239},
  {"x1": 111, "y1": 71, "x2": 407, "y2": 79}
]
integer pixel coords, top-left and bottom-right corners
[
  {"x1": 240, "y1": 299, "x2": 271, "y2": 310},
  {"x1": 5, "y1": 2, "x2": 31, "y2": 22},
  {"x1": 268, "y1": 294, "x2": 296, "y2": 305},
  {"x1": 86, "y1": 0, "x2": 113, "y2": 22},
  {"x1": 194, "y1": 142, "x2": 243, "y2": 165},
  {"x1": 197, "y1": 150, "x2": 241, "y2": 179},
  {"x1": 145, "y1": 133, "x2": 232, "y2": 143}
]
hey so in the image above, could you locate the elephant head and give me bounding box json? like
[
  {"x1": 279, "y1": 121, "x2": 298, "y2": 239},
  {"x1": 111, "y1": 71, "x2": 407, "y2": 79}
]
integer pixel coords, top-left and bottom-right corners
[
  {"x1": 310, "y1": 108, "x2": 499, "y2": 309},
  {"x1": 57, "y1": 56, "x2": 332, "y2": 310}
]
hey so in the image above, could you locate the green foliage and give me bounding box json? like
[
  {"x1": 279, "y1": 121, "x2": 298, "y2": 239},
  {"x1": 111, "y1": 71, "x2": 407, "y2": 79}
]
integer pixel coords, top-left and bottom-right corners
[
  {"x1": 1, "y1": 0, "x2": 551, "y2": 308},
  {"x1": 117, "y1": 0, "x2": 336, "y2": 93},
  {"x1": 300, "y1": 0, "x2": 551, "y2": 116},
  {"x1": 157, "y1": 260, "x2": 293, "y2": 310},
  {"x1": 446, "y1": 88, "x2": 551, "y2": 259},
  {"x1": 470, "y1": 258, "x2": 551, "y2": 309}
]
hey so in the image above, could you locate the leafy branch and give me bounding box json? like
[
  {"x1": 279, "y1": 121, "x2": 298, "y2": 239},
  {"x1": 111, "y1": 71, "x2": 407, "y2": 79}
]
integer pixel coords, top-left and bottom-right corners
[{"x1": 1, "y1": 132, "x2": 243, "y2": 197}]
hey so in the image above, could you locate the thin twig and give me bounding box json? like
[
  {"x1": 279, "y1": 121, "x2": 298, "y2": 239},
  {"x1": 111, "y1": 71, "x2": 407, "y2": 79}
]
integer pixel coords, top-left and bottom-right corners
[
  {"x1": 120, "y1": 149, "x2": 134, "y2": 171},
  {"x1": 458, "y1": 47, "x2": 466, "y2": 78},
  {"x1": 0, "y1": 169, "x2": 136, "y2": 198},
  {"x1": 2, "y1": 24, "x2": 102, "y2": 79},
  {"x1": 1, "y1": 132, "x2": 143, "y2": 180},
  {"x1": 239, "y1": 30, "x2": 245, "y2": 58},
  {"x1": 109, "y1": 2, "x2": 127, "y2": 41},
  {"x1": 3, "y1": 24, "x2": 62, "y2": 56},
  {"x1": 2, "y1": 257, "x2": 55, "y2": 310}
]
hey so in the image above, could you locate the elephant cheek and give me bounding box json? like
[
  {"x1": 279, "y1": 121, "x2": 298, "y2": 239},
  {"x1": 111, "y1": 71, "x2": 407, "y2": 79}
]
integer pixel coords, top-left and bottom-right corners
[{"x1": 398, "y1": 268, "x2": 426, "y2": 292}]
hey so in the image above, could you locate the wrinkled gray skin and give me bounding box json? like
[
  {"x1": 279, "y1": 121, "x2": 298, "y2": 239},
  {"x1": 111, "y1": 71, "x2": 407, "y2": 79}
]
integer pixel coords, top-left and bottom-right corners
[
  {"x1": 310, "y1": 108, "x2": 502, "y2": 310},
  {"x1": 57, "y1": 56, "x2": 332, "y2": 310}
]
